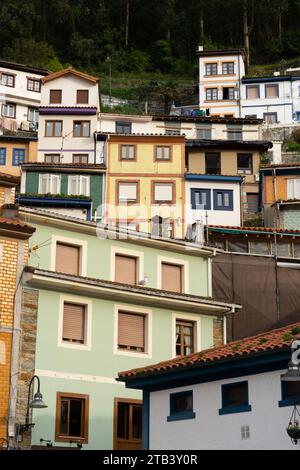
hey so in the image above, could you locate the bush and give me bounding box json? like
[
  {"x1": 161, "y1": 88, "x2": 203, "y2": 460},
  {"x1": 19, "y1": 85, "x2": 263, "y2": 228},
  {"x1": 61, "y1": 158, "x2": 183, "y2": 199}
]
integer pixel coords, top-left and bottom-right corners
[{"x1": 291, "y1": 128, "x2": 300, "y2": 144}]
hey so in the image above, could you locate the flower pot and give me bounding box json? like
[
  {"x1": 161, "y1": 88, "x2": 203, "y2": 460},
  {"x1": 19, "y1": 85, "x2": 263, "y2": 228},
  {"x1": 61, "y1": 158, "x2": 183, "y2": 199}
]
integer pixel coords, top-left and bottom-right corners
[{"x1": 287, "y1": 427, "x2": 300, "y2": 440}]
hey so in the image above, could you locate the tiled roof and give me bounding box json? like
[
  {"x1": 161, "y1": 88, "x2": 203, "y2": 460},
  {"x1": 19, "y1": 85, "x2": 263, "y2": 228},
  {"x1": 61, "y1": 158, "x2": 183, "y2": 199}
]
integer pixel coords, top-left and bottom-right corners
[
  {"x1": 0, "y1": 59, "x2": 49, "y2": 75},
  {"x1": 96, "y1": 132, "x2": 185, "y2": 138},
  {"x1": 0, "y1": 127, "x2": 37, "y2": 140},
  {"x1": 41, "y1": 67, "x2": 98, "y2": 84},
  {"x1": 0, "y1": 217, "x2": 35, "y2": 233},
  {"x1": 154, "y1": 115, "x2": 262, "y2": 125},
  {"x1": 0, "y1": 172, "x2": 20, "y2": 185},
  {"x1": 261, "y1": 163, "x2": 300, "y2": 169},
  {"x1": 208, "y1": 225, "x2": 300, "y2": 235},
  {"x1": 186, "y1": 139, "x2": 272, "y2": 150},
  {"x1": 119, "y1": 322, "x2": 300, "y2": 379},
  {"x1": 21, "y1": 162, "x2": 106, "y2": 170}
]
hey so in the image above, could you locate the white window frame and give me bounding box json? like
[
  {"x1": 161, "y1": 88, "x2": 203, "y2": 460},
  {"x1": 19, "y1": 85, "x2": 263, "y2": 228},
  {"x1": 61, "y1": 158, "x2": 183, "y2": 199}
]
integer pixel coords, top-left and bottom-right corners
[
  {"x1": 110, "y1": 246, "x2": 144, "y2": 283},
  {"x1": 50, "y1": 235, "x2": 88, "y2": 276},
  {"x1": 28, "y1": 107, "x2": 39, "y2": 123},
  {"x1": 157, "y1": 256, "x2": 189, "y2": 294},
  {"x1": 57, "y1": 294, "x2": 92, "y2": 351},
  {"x1": 38, "y1": 174, "x2": 61, "y2": 194},
  {"x1": 2, "y1": 103, "x2": 16, "y2": 118},
  {"x1": 287, "y1": 179, "x2": 300, "y2": 200},
  {"x1": 113, "y1": 304, "x2": 152, "y2": 358},
  {"x1": 172, "y1": 313, "x2": 202, "y2": 359},
  {"x1": 68, "y1": 175, "x2": 90, "y2": 197}
]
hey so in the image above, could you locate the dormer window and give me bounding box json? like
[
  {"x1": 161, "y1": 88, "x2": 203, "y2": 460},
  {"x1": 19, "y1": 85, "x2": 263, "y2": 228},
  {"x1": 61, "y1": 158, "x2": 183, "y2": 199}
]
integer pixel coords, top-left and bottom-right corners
[{"x1": 77, "y1": 90, "x2": 89, "y2": 104}]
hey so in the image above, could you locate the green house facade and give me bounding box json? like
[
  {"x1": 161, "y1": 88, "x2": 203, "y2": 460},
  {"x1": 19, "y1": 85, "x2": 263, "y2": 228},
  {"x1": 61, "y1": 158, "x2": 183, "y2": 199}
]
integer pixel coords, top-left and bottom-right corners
[
  {"x1": 16, "y1": 208, "x2": 239, "y2": 450},
  {"x1": 19, "y1": 163, "x2": 105, "y2": 221}
]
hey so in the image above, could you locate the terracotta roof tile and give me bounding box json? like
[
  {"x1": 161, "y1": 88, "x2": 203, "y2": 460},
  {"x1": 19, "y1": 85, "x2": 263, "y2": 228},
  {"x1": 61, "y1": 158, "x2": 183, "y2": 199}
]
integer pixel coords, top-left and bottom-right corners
[
  {"x1": 42, "y1": 67, "x2": 98, "y2": 84},
  {"x1": 0, "y1": 217, "x2": 35, "y2": 233},
  {"x1": 119, "y1": 322, "x2": 300, "y2": 379},
  {"x1": 208, "y1": 225, "x2": 300, "y2": 235}
]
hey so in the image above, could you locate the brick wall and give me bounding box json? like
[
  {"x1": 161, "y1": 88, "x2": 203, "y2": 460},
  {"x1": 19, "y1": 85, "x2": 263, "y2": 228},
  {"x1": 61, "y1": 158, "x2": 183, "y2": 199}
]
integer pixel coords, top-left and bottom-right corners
[{"x1": 213, "y1": 318, "x2": 224, "y2": 348}]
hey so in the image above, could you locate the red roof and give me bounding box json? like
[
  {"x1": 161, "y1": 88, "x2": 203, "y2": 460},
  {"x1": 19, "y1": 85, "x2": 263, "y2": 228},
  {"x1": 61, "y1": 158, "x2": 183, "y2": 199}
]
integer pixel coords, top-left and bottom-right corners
[
  {"x1": 0, "y1": 217, "x2": 35, "y2": 233},
  {"x1": 208, "y1": 225, "x2": 300, "y2": 235},
  {"x1": 119, "y1": 322, "x2": 300, "y2": 379}
]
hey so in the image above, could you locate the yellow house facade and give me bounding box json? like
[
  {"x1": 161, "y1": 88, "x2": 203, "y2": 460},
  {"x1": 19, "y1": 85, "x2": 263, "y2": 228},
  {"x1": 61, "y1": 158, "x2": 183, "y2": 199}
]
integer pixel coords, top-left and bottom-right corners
[
  {"x1": 0, "y1": 130, "x2": 37, "y2": 177},
  {"x1": 104, "y1": 134, "x2": 186, "y2": 238}
]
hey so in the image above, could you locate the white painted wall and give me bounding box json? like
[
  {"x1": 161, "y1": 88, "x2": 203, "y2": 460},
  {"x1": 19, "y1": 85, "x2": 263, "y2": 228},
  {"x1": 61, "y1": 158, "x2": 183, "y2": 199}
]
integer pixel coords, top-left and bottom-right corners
[
  {"x1": 185, "y1": 180, "x2": 242, "y2": 228},
  {"x1": 149, "y1": 369, "x2": 298, "y2": 450}
]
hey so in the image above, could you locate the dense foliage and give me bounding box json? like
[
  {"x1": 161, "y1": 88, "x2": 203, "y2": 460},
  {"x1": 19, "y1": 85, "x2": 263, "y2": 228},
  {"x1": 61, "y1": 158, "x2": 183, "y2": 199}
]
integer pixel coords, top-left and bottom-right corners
[{"x1": 1, "y1": 0, "x2": 300, "y2": 77}]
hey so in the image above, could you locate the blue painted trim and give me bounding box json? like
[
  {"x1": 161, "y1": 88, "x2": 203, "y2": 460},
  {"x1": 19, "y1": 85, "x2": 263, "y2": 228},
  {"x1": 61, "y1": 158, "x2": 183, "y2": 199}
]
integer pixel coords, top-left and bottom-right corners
[
  {"x1": 278, "y1": 381, "x2": 300, "y2": 408},
  {"x1": 0, "y1": 148, "x2": 7, "y2": 165},
  {"x1": 219, "y1": 405, "x2": 252, "y2": 415},
  {"x1": 263, "y1": 112, "x2": 278, "y2": 123},
  {"x1": 260, "y1": 167, "x2": 300, "y2": 177},
  {"x1": 221, "y1": 381, "x2": 250, "y2": 408},
  {"x1": 264, "y1": 83, "x2": 279, "y2": 99},
  {"x1": 191, "y1": 188, "x2": 211, "y2": 210},
  {"x1": 242, "y1": 76, "x2": 293, "y2": 84},
  {"x1": 246, "y1": 84, "x2": 260, "y2": 99},
  {"x1": 38, "y1": 149, "x2": 94, "y2": 152},
  {"x1": 142, "y1": 390, "x2": 150, "y2": 450},
  {"x1": 12, "y1": 148, "x2": 25, "y2": 166},
  {"x1": 279, "y1": 399, "x2": 300, "y2": 408},
  {"x1": 213, "y1": 189, "x2": 234, "y2": 211},
  {"x1": 18, "y1": 196, "x2": 91, "y2": 208},
  {"x1": 167, "y1": 411, "x2": 196, "y2": 422},
  {"x1": 186, "y1": 174, "x2": 242, "y2": 183}
]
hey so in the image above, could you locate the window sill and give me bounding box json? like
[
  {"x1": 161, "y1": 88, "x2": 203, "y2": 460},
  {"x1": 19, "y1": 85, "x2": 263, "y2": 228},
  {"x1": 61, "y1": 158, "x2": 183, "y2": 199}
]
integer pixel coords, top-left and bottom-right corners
[
  {"x1": 219, "y1": 405, "x2": 252, "y2": 415},
  {"x1": 279, "y1": 399, "x2": 300, "y2": 408},
  {"x1": 167, "y1": 411, "x2": 196, "y2": 422}
]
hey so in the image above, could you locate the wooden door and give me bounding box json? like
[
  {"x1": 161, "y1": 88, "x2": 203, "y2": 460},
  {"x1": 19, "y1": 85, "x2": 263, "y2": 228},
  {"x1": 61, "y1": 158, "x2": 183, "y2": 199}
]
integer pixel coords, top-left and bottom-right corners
[{"x1": 114, "y1": 398, "x2": 142, "y2": 450}]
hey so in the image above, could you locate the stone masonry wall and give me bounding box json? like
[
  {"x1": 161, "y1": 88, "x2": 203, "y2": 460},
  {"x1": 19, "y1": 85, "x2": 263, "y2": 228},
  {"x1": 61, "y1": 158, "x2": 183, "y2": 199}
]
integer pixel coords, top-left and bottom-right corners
[{"x1": 213, "y1": 318, "x2": 224, "y2": 348}]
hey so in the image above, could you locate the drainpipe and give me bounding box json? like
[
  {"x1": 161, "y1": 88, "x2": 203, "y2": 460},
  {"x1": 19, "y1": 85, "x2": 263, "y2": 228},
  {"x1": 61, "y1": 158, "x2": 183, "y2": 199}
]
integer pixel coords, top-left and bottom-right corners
[{"x1": 240, "y1": 177, "x2": 244, "y2": 226}]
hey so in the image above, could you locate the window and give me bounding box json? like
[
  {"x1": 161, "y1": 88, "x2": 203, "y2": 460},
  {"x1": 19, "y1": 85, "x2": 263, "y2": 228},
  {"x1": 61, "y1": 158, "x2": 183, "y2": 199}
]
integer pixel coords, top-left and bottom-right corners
[
  {"x1": 168, "y1": 391, "x2": 195, "y2": 422},
  {"x1": 155, "y1": 146, "x2": 171, "y2": 161},
  {"x1": 28, "y1": 107, "x2": 39, "y2": 123},
  {"x1": 115, "y1": 254, "x2": 137, "y2": 285},
  {"x1": 227, "y1": 125, "x2": 242, "y2": 140},
  {"x1": 50, "y1": 89, "x2": 62, "y2": 104},
  {"x1": 222, "y1": 62, "x2": 235, "y2": 75},
  {"x1": 0, "y1": 148, "x2": 6, "y2": 166},
  {"x1": 206, "y1": 88, "x2": 218, "y2": 101},
  {"x1": 165, "y1": 128, "x2": 181, "y2": 136},
  {"x1": 1, "y1": 73, "x2": 15, "y2": 87},
  {"x1": 219, "y1": 381, "x2": 251, "y2": 415},
  {"x1": 213, "y1": 190, "x2": 234, "y2": 211},
  {"x1": 246, "y1": 193, "x2": 259, "y2": 213},
  {"x1": 68, "y1": 175, "x2": 90, "y2": 196},
  {"x1": 287, "y1": 179, "x2": 300, "y2": 199},
  {"x1": 44, "y1": 154, "x2": 60, "y2": 164},
  {"x1": 115, "y1": 399, "x2": 142, "y2": 450},
  {"x1": 176, "y1": 320, "x2": 194, "y2": 356},
  {"x1": 205, "y1": 63, "x2": 218, "y2": 76},
  {"x1": 223, "y1": 87, "x2": 235, "y2": 100},
  {"x1": 27, "y1": 78, "x2": 41, "y2": 92},
  {"x1": 153, "y1": 182, "x2": 174, "y2": 204},
  {"x1": 118, "y1": 311, "x2": 145, "y2": 352},
  {"x1": 116, "y1": 121, "x2": 132, "y2": 134},
  {"x1": 196, "y1": 124, "x2": 212, "y2": 140},
  {"x1": 12, "y1": 149, "x2": 25, "y2": 166},
  {"x1": 118, "y1": 182, "x2": 139, "y2": 204},
  {"x1": 205, "y1": 152, "x2": 221, "y2": 175},
  {"x1": 62, "y1": 302, "x2": 86, "y2": 344},
  {"x1": 279, "y1": 379, "x2": 300, "y2": 407},
  {"x1": 73, "y1": 121, "x2": 90, "y2": 137},
  {"x1": 246, "y1": 85, "x2": 260, "y2": 99},
  {"x1": 237, "y1": 153, "x2": 253, "y2": 174},
  {"x1": 39, "y1": 174, "x2": 61, "y2": 194},
  {"x1": 45, "y1": 120, "x2": 63, "y2": 137},
  {"x1": 264, "y1": 113, "x2": 278, "y2": 124},
  {"x1": 162, "y1": 262, "x2": 183, "y2": 293},
  {"x1": 55, "y1": 392, "x2": 89, "y2": 443},
  {"x1": 266, "y1": 84, "x2": 279, "y2": 98},
  {"x1": 2, "y1": 103, "x2": 16, "y2": 118},
  {"x1": 120, "y1": 145, "x2": 136, "y2": 161},
  {"x1": 73, "y1": 154, "x2": 89, "y2": 164},
  {"x1": 77, "y1": 90, "x2": 89, "y2": 104},
  {"x1": 191, "y1": 189, "x2": 211, "y2": 210},
  {"x1": 56, "y1": 243, "x2": 80, "y2": 276}
]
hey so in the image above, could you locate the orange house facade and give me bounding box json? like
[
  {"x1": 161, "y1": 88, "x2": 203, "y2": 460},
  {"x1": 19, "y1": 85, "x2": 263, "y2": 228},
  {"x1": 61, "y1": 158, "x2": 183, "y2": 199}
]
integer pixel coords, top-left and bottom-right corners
[{"x1": 102, "y1": 134, "x2": 186, "y2": 238}]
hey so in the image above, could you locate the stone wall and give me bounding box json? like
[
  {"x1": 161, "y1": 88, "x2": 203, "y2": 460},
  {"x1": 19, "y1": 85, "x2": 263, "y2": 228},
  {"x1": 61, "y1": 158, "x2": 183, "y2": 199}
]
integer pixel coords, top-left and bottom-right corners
[
  {"x1": 282, "y1": 152, "x2": 300, "y2": 164},
  {"x1": 213, "y1": 318, "x2": 224, "y2": 348}
]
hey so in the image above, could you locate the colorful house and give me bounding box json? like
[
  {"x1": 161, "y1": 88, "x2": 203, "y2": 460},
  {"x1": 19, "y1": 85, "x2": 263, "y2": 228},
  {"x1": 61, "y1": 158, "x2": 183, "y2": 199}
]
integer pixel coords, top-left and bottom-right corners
[
  {"x1": 19, "y1": 162, "x2": 105, "y2": 221},
  {"x1": 102, "y1": 133, "x2": 186, "y2": 238},
  {"x1": 0, "y1": 127, "x2": 37, "y2": 176},
  {"x1": 12, "y1": 208, "x2": 240, "y2": 450},
  {"x1": 119, "y1": 323, "x2": 300, "y2": 450}
]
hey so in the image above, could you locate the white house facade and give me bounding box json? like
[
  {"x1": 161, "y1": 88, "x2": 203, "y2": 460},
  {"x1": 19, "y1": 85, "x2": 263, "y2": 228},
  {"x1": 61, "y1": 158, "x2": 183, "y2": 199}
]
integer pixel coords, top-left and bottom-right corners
[
  {"x1": 0, "y1": 60, "x2": 48, "y2": 131},
  {"x1": 185, "y1": 175, "x2": 243, "y2": 229},
  {"x1": 119, "y1": 323, "x2": 300, "y2": 450}
]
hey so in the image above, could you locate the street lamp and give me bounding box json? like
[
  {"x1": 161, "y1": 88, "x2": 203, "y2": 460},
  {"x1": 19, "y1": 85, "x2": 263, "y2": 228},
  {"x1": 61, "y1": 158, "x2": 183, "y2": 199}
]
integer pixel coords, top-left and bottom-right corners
[
  {"x1": 281, "y1": 339, "x2": 300, "y2": 444},
  {"x1": 18, "y1": 375, "x2": 47, "y2": 436}
]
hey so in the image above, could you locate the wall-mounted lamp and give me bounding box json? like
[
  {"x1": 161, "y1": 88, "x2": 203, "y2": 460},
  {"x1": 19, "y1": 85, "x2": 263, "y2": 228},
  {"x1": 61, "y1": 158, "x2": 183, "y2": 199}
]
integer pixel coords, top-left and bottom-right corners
[{"x1": 18, "y1": 375, "x2": 48, "y2": 437}]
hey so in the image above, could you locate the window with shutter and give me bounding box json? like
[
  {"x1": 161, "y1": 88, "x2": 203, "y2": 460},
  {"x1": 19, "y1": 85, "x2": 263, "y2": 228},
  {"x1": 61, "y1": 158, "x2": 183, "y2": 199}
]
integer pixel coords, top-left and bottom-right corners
[
  {"x1": 287, "y1": 179, "x2": 300, "y2": 199},
  {"x1": 62, "y1": 303, "x2": 86, "y2": 344},
  {"x1": 247, "y1": 86, "x2": 260, "y2": 99},
  {"x1": 77, "y1": 90, "x2": 89, "y2": 104},
  {"x1": 153, "y1": 183, "x2": 174, "y2": 204},
  {"x1": 115, "y1": 254, "x2": 137, "y2": 285},
  {"x1": 50, "y1": 90, "x2": 62, "y2": 104},
  {"x1": 68, "y1": 175, "x2": 90, "y2": 196},
  {"x1": 118, "y1": 182, "x2": 138, "y2": 204},
  {"x1": 118, "y1": 312, "x2": 145, "y2": 352},
  {"x1": 56, "y1": 243, "x2": 80, "y2": 275},
  {"x1": 266, "y1": 84, "x2": 279, "y2": 98},
  {"x1": 161, "y1": 263, "x2": 183, "y2": 293}
]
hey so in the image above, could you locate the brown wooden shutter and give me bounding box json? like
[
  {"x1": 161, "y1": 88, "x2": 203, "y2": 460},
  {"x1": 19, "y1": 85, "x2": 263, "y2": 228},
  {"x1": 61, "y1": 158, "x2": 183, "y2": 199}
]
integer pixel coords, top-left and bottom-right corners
[
  {"x1": 115, "y1": 255, "x2": 137, "y2": 285},
  {"x1": 118, "y1": 312, "x2": 145, "y2": 350},
  {"x1": 77, "y1": 90, "x2": 89, "y2": 104},
  {"x1": 63, "y1": 303, "x2": 85, "y2": 343},
  {"x1": 56, "y1": 243, "x2": 80, "y2": 275},
  {"x1": 50, "y1": 90, "x2": 62, "y2": 104},
  {"x1": 161, "y1": 263, "x2": 183, "y2": 293}
]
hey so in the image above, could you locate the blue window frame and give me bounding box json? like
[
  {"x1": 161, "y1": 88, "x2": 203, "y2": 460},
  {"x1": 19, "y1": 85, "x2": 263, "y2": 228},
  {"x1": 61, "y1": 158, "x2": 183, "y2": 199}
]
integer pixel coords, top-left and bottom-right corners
[
  {"x1": 191, "y1": 189, "x2": 211, "y2": 210},
  {"x1": 279, "y1": 379, "x2": 300, "y2": 408},
  {"x1": 213, "y1": 190, "x2": 233, "y2": 211},
  {"x1": 219, "y1": 381, "x2": 252, "y2": 415},
  {"x1": 167, "y1": 390, "x2": 196, "y2": 422},
  {"x1": 12, "y1": 149, "x2": 25, "y2": 166},
  {"x1": 0, "y1": 148, "x2": 6, "y2": 165}
]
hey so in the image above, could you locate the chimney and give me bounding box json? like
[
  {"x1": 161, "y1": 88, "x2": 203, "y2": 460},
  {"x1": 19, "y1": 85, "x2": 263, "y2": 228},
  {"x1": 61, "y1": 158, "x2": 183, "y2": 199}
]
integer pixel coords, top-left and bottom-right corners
[
  {"x1": 195, "y1": 219, "x2": 205, "y2": 245},
  {"x1": 0, "y1": 204, "x2": 19, "y2": 219}
]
